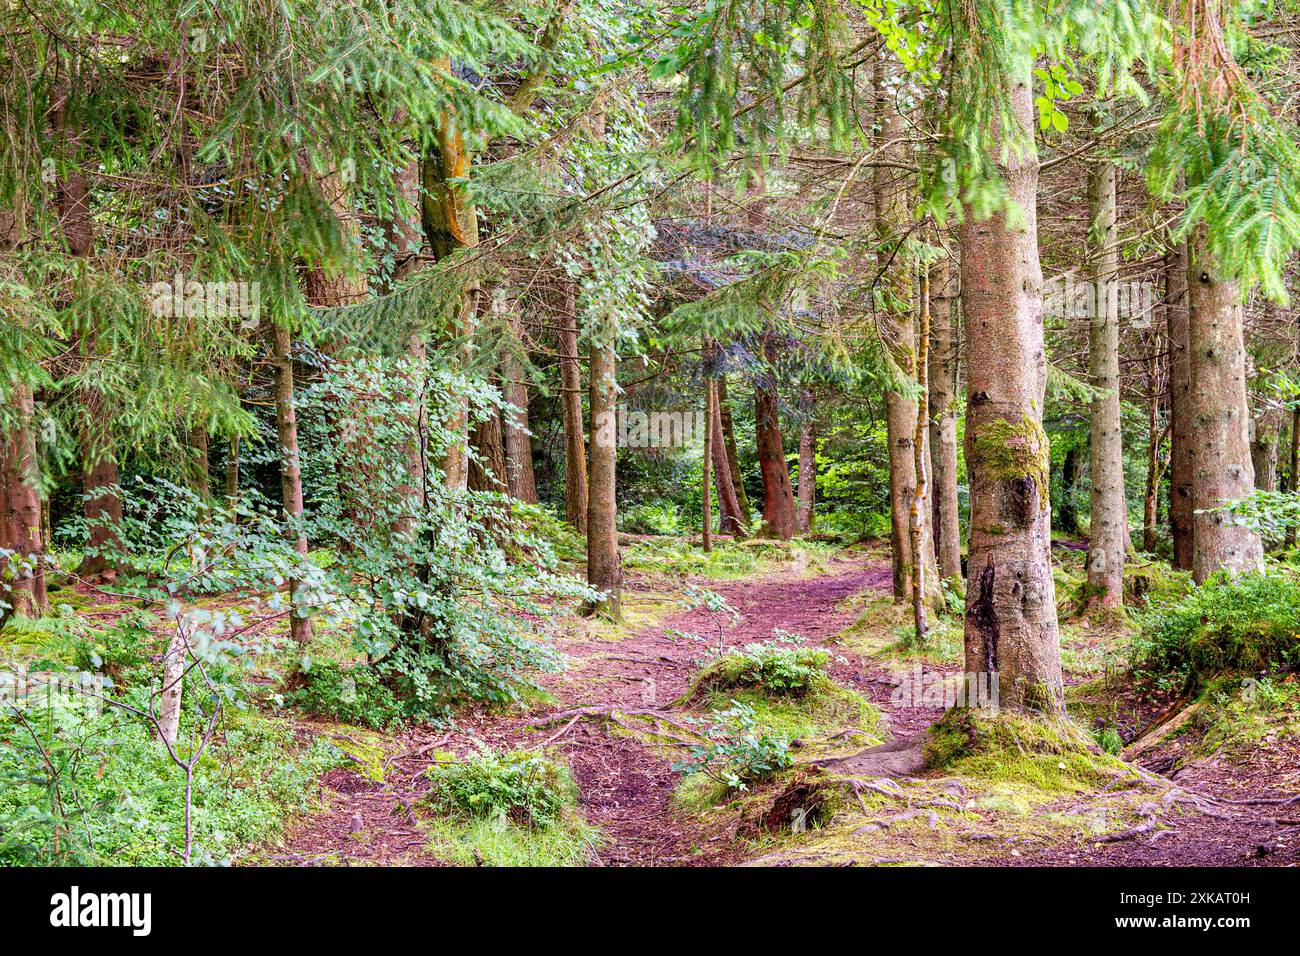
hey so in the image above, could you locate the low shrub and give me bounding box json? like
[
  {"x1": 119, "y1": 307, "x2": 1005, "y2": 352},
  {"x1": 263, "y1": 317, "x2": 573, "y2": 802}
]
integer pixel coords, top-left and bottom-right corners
[
  {"x1": 425, "y1": 746, "x2": 578, "y2": 827},
  {"x1": 1132, "y1": 571, "x2": 1300, "y2": 692},
  {"x1": 672, "y1": 701, "x2": 794, "y2": 791}
]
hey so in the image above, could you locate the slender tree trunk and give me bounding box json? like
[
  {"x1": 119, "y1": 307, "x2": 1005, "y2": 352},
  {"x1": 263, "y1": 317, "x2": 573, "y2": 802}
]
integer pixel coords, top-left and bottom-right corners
[
  {"x1": 1085, "y1": 162, "x2": 1128, "y2": 610},
  {"x1": 225, "y1": 436, "x2": 240, "y2": 510},
  {"x1": 754, "y1": 341, "x2": 798, "y2": 540},
  {"x1": 156, "y1": 618, "x2": 189, "y2": 748},
  {"x1": 709, "y1": 374, "x2": 745, "y2": 536},
  {"x1": 1286, "y1": 404, "x2": 1300, "y2": 549},
  {"x1": 960, "y1": 70, "x2": 1064, "y2": 716},
  {"x1": 703, "y1": 377, "x2": 714, "y2": 553},
  {"x1": 189, "y1": 425, "x2": 211, "y2": 500},
  {"x1": 1249, "y1": 411, "x2": 1278, "y2": 493},
  {"x1": 557, "y1": 283, "x2": 588, "y2": 533},
  {"x1": 502, "y1": 312, "x2": 538, "y2": 503},
  {"x1": 272, "y1": 325, "x2": 313, "y2": 644},
  {"x1": 928, "y1": 255, "x2": 963, "y2": 582},
  {"x1": 1166, "y1": 243, "x2": 1195, "y2": 570},
  {"x1": 911, "y1": 270, "x2": 932, "y2": 640},
  {"x1": 796, "y1": 397, "x2": 816, "y2": 535},
  {"x1": 875, "y1": 60, "x2": 939, "y2": 603},
  {"x1": 1187, "y1": 229, "x2": 1264, "y2": 582},
  {"x1": 718, "y1": 376, "x2": 752, "y2": 528},
  {"x1": 0, "y1": 210, "x2": 46, "y2": 617},
  {"x1": 1141, "y1": 348, "x2": 1169, "y2": 554},
  {"x1": 585, "y1": 336, "x2": 621, "y2": 618},
  {"x1": 1058, "y1": 446, "x2": 1079, "y2": 534}
]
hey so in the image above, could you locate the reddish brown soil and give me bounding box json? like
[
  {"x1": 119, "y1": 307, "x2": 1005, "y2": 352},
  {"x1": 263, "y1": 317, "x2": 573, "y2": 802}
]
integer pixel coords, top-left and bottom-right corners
[{"x1": 273, "y1": 553, "x2": 1300, "y2": 867}]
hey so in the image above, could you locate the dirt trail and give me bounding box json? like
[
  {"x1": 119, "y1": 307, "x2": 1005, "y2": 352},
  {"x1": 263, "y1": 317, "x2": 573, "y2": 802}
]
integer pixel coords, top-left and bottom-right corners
[
  {"x1": 275, "y1": 554, "x2": 895, "y2": 866},
  {"x1": 273, "y1": 553, "x2": 1299, "y2": 867}
]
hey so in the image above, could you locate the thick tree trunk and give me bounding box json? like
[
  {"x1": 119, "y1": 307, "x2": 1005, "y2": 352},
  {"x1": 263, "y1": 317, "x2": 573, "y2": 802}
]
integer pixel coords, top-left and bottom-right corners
[
  {"x1": 1187, "y1": 230, "x2": 1264, "y2": 582},
  {"x1": 468, "y1": 406, "x2": 507, "y2": 492},
  {"x1": 718, "y1": 376, "x2": 752, "y2": 528},
  {"x1": 960, "y1": 72, "x2": 1064, "y2": 716},
  {"x1": 927, "y1": 256, "x2": 963, "y2": 582},
  {"x1": 272, "y1": 325, "x2": 313, "y2": 644},
  {"x1": 754, "y1": 345, "x2": 798, "y2": 540},
  {"x1": 1166, "y1": 244, "x2": 1195, "y2": 570},
  {"x1": 796, "y1": 399, "x2": 816, "y2": 535},
  {"x1": 1084, "y1": 162, "x2": 1128, "y2": 610},
  {"x1": 585, "y1": 338, "x2": 621, "y2": 618},
  {"x1": 557, "y1": 283, "x2": 588, "y2": 533}
]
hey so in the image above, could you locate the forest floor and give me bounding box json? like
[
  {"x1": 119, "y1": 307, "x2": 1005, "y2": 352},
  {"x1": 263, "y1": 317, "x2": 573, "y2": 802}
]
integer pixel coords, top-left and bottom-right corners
[{"x1": 268, "y1": 543, "x2": 1300, "y2": 867}]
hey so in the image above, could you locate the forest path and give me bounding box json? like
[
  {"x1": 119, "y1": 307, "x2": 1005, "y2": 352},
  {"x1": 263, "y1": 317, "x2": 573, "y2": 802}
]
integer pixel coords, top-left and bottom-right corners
[{"x1": 271, "y1": 551, "x2": 907, "y2": 866}]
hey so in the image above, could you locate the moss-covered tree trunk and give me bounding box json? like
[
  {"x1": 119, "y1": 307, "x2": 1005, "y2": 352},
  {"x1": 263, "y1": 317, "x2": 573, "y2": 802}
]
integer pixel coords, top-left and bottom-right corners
[
  {"x1": 1165, "y1": 243, "x2": 1195, "y2": 570},
  {"x1": 960, "y1": 71, "x2": 1063, "y2": 716},
  {"x1": 1187, "y1": 229, "x2": 1263, "y2": 583},
  {"x1": 1085, "y1": 161, "x2": 1129, "y2": 610},
  {"x1": 927, "y1": 255, "x2": 963, "y2": 583}
]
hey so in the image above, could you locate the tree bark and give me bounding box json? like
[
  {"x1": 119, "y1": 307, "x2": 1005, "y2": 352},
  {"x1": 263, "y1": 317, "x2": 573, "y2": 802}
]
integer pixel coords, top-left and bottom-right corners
[
  {"x1": 1249, "y1": 411, "x2": 1278, "y2": 493},
  {"x1": 718, "y1": 376, "x2": 752, "y2": 528},
  {"x1": 960, "y1": 70, "x2": 1064, "y2": 716},
  {"x1": 225, "y1": 436, "x2": 240, "y2": 510},
  {"x1": 709, "y1": 373, "x2": 745, "y2": 536},
  {"x1": 754, "y1": 341, "x2": 798, "y2": 540},
  {"x1": 1187, "y1": 229, "x2": 1264, "y2": 582},
  {"x1": 703, "y1": 376, "x2": 714, "y2": 552},
  {"x1": 468, "y1": 406, "x2": 507, "y2": 492},
  {"x1": 502, "y1": 312, "x2": 538, "y2": 503},
  {"x1": 272, "y1": 324, "x2": 313, "y2": 644},
  {"x1": 557, "y1": 282, "x2": 588, "y2": 533},
  {"x1": 1166, "y1": 243, "x2": 1195, "y2": 570},
  {"x1": 1058, "y1": 446, "x2": 1079, "y2": 534},
  {"x1": 927, "y1": 255, "x2": 962, "y2": 582},
  {"x1": 585, "y1": 336, "x2": 621, "y2": 618},
  {"x1": 1286, "y1": 404, "x2": 1300, "y2": 549},
  {"x1": 796, "y1": 396, "x2": 816, "y2": 535},
  {"x1": 1084, "y1": 162, "x2": 1129, "y2": 610},
  {"x1": 875, "y1": 59, "x2": 939, "y2": 603}
]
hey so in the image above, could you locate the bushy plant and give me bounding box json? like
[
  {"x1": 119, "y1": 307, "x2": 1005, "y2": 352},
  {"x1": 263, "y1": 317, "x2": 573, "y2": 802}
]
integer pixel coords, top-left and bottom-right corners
[
  {"x1": 425, "y1": 746, "x2": 578, "y2": 826},
  {"x1": 620, "y1": 501, "x2": 684, "y2": 535},
  {"x1": 697, "y1": 642, "x2": 832, "y2": 696},
  {"x1": 673, "y1": 701, "x2": 793, "y2": 790},
  {"x1": 1133, "y1": 571, "x2": 1300, "y2": 691},
  {"x1": 284, "y1": 661, "x2": 405, "y2": 730}
]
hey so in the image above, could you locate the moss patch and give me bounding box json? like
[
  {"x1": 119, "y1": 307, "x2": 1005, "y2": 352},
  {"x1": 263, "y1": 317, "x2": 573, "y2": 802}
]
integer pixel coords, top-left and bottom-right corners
[{"x1": 974, "y1": 413, "x2": 1050, "y2": 508}]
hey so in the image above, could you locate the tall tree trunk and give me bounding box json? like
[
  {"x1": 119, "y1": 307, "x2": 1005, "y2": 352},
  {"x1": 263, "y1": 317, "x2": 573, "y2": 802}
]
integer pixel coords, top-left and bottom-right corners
[
  {"x1": 585, "y1": 336, "x2": 621, "y2": 618},
  {"x1": 1141, "y1": 340, "x2": 1169, "y2": 555},
  {"x1": 709, "y1": 374, "x2": 745, "y2": 536},
  {"x1": 557, "y1": 282, "x2": 588, "y2": 533},
  {"x1": 1187, "y1": 229, "x2": 1264, "y2": 582},
  {"x1": 960, "y1": 70, "x2": 1064, "y2": 716},
  {"x1": 796, "y1": 397, "x2": 816, "y2": 535},
  {"x1": 468, "y1": 406, "x2": 507, "y2": 492},
  {"x1": 0, "y1": 209, "x2": 46, "y2": 618},
  {"x1": 875, "y1": 59, "x2": 939, "y2": 603},
  {"x1": 225, "y1": 436, "x2": 240, "y2": 510},
  {"x1": 1286, "y1": 404, "x2": 1300, "y2": 549},
  {"x1": 1058, "y1": 446, "x2": 1079, "y2": 534},
  {"x1": 910, "y1": 269, "x2": 932, "y2": 640},
  {"x1": 928, "y1": 255, "x2": 963, "y2": 582},
  {"x1": 502, "y1": 312, "x2": 538, "y2": 503},
  {"x1": 702, "y1": 375, "x2": 714, "y2": 553},
  {"x1": 754, "y1": 341, "x2": 798, "y2": 540},
  {"x1": 421, "y1": 87, "x2": 480, "y2": 490},
  {"x1": 189, "y1": 425, "x2": 211, "y2": 500},
  {"x1": 1166, "y1": 243, "x2": 1195, "y2": 570},
  {"x1": 718, "y1": 376, "x2": 752, "y2": 528},
  {"x1": 1249, "y1": 411, "x2": 1278, "y2": 493},
  {"x1": 272, "y1": 325, "x2": 313, "y2": 644},
  {"x1": 1084, "y1": 162, "x2": 1128, "y2": 610}
]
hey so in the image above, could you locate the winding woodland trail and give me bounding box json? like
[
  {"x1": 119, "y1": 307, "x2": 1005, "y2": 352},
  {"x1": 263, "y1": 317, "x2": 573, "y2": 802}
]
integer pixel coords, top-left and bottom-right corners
[{"x1": 270, "y1": 552, "x2": 1300, "y2": 867}]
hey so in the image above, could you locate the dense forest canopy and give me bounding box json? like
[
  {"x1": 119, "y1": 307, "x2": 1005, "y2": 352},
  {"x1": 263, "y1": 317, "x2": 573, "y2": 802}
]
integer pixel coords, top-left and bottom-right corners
[{"x1": 1, "y1": 0, "x2": 1299, "y2": 871}]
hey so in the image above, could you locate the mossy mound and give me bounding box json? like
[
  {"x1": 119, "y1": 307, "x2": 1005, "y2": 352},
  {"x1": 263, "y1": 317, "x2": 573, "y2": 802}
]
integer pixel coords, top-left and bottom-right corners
[{"x1": 923, "y1": 709, "x2": 1132, "y2": 793}]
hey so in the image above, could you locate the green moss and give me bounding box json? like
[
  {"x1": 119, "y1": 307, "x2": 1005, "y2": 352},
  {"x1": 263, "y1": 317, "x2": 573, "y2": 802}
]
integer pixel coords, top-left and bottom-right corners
[{"x1": 974, "y1": 413, "x2": 1050, "y2": 507}]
